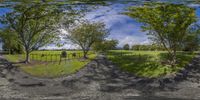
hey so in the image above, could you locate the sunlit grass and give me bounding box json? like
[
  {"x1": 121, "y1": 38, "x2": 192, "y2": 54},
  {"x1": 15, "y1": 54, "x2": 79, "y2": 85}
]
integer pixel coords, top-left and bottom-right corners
[
  {"x1": 3, "y1": 50, "x2": 96, "y2": 78},
  {"x1": 20, "y1": 54, "x2": 96, "y2": 78},
  {"x1": 3, "y1": 50, "x2": 94, "y2": 62},
  {"x1": 4, "y1": 54, "x2": 25, "y2": 62},
  {"x1": 107, "y1": 50, "x2": 197, "y2": 78}
]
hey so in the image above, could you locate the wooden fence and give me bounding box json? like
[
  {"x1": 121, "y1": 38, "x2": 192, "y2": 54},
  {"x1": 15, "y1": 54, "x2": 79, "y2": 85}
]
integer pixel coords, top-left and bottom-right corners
[
  {"x1": 106, "y1": 52, "x2": 136, "y2": 56},
  {"x1": 30, "y1": 52, "x2": 93, "y2": 63}
]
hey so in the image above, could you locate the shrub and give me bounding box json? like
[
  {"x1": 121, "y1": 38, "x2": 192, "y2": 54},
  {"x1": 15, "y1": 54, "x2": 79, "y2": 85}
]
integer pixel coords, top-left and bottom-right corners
[{"x1": 61, "y1": 51, "x2": 67, "y2": 58}]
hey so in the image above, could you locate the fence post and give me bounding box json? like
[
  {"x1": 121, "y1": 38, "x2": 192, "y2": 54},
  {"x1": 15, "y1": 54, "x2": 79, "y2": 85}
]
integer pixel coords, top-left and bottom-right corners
[
  {"x1": 59, "y1": 54, "x2": 62, "y2": 65},
  {"x1": 65, "y1": 56, "x2": 67, "y2": 63},
  {"x1": 40, "y1": 54, "x2": 42, "y2": 61},
  {"x1": 33, "y1": 54, "x2": 35, "y2": 61},
  {"x1": 56, "y1": 54, "x2": 58, "y2": 62},
  {"x1": 30, "y1": 54, "x2": 32, "y2": 61},
  {"x1": 37, "y1": 54, "x2": 40, "y2": 61},
  {"x1": 36, "y1": 54, "x2": 37, "y2": 60},
  {"x1": 46, "y1": 54, "x2": 47, "y2": 62},
  {"x1": 51, "y1": 55, "x2": 52, "y2": 63}
]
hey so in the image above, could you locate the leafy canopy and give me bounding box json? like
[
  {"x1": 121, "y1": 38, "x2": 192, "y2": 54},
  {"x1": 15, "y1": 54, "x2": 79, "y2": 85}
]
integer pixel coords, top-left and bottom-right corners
[
  {"x1": 0, "y1": 2, "x2": 62, "y2": 63},
  {"x1": 66, "y1": 21, "x2": 109, "y2": 58},
  {"x1": 126, "y1": 3, "x2": 197, "y2": 66}
]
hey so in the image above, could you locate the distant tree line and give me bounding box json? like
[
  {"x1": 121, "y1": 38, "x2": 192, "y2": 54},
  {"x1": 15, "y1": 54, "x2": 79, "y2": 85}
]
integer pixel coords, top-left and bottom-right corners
[
  {"x1": 121, "y1": 43, "x2": 200, "y2": 51},
  {"x1": 131, "y1": 44, "x2": 165, "y2": 51},
  {"x1": 92, "y1": 39, "x2": 118, "y2": 52}
]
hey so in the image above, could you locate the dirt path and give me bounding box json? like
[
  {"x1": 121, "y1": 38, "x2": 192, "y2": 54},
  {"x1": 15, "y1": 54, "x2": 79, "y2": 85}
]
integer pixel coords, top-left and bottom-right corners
[{"x1": 1, "y1": 55, "x2": 200, "y2": 100}]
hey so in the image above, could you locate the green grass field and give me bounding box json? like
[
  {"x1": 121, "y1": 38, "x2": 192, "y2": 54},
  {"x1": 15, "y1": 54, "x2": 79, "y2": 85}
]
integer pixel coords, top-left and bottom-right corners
[
  {"x1": 107, "y1": 50, "x2": 197, "y2": 78},
  {"x1": 4, "y1": 50, "x2": 96, "y2": 78},
  {"x1": 3, "y1": 50, "x2": 198, "y2": 78},
  {"x1": 4, "y1": 50, "x2": 93, "y2": 62},
  {"x1": 20, "y1": 54, "x2": 96, "y2": 78}
]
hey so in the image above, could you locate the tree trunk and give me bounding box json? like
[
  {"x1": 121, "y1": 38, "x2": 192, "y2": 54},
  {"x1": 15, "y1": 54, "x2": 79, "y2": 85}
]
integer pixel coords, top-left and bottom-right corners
[
  {"x1": 9, "y1": 49, "x2": 11, "y2": 55},
  {"x1": 25, "y1": 50, "x2": 30, "y2": 64},
  {"x1": 170, "y1": 49, "x2": 177, "y2": 67},
  {"x1": 83, "y1": 50, "x2": 88, "y2": 59}
]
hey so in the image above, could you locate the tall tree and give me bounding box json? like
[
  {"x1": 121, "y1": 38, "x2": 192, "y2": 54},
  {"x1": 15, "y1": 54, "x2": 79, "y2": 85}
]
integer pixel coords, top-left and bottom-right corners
[
  {"x1": 66, "y1": 21, "x2": 109, "y2": 59},
  {"x1": 0, "y1": 2, "x2": 62, "y2": 63},
  {"x1": 126, "y1": 3, "x2": 196, "y2": 66}
]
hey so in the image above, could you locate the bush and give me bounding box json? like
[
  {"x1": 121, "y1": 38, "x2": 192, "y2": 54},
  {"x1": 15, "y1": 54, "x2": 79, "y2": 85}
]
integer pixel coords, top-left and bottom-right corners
[
  {"x1": 61, "y1": 51, "x2": 67, "y2": 58},
  {"x1": 72, "y1": 52, "x2": 76, "y2": 57}
]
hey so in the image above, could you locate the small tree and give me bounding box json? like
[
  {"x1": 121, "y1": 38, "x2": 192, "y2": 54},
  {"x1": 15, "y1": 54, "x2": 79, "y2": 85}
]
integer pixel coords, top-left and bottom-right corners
[
  {"x1": 66, "y1": 21, "x2": 109, "y2": 59},
  {"x1": 123, "y1": 44, "x2": 130, "y2": 50},
  {"x1": 61, "y1": 51, "x2": 67, "y2": 58},
  {"x1": 183, "y1": 24, "x2": 200, "y2": 51},
  {"x1": 0, "y1": 29, "x2": 22, "y2": 54},
  {"x1": 0, "y1": 2, "x2": 61, "y2": 63},
  {"x1": 126, "y1": 3, "x2": 196, "y2": 66}
]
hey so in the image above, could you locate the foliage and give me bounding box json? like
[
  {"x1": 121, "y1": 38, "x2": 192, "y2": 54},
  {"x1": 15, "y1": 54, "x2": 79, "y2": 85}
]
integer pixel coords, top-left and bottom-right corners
[
  {"x1": 0, "y1": 2, "x2": 62, "y2": 63},
  {"x1": 182, "y1": 24, "x2": 200, "y2": 51},
  {"x1": 123, "y1": 44, "x2": 130, "y2": 50},
  {"x1": 66, "y1": 21, "x2": 109, "y2": 58},
  {"x1": 61, "y1": 51, "x2": 67, "y2": 58},
  {"x1": 92, "y1": 39, "x2": 118, "y2": 52},
  {"x1": 0, "y1": 29, "x2": 24, "y2": 54},
  {"x1": 131, "y1": 44, "x2": 165, "y2": 51},
  {"x1": 126, "y1": 3, "x2": 197, "y2": 66}
]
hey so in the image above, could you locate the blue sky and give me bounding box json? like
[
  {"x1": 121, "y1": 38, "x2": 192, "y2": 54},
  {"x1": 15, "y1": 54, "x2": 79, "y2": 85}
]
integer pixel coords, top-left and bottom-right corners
[
  {"x1": 44, "y1": 3, "x2": 149, "y2": 49},
  {"x1": 1, "y1": 3, "x2": 200, "y2": 49},
  {"x1": 84, "y1": 3, "x2": 200, "y2": 48},
  {"x1": 85, "y1": 3, "x2": 149, "y2": 47},
  {"x1": 0, "y1": 8, "x2": 11, "y2": 28}
]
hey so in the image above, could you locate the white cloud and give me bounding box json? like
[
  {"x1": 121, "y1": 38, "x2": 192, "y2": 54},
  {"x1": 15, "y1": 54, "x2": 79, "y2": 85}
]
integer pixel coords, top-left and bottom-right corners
[
  {"x1": 85, "y1": 3, "x2": 150, "y2": 47},
  {"x1": 41, "y1": 3, "x2": 151, "y2": 49},
  {"x1": 40, "y1": 44, "x2": 80, "y2": 50},
  {"x1": 117, "y1": 35, "x2": 150, "y2": 47},
  {"x1": 188, "y1": 4, "x2": 200, "y2": 8}
]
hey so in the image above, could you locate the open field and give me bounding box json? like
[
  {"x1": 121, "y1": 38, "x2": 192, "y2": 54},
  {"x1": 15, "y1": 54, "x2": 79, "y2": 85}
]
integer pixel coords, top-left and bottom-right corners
[
  {"x1": 3, "y1": 50, "x2": 96, "y2": 78},
  {"x1": 4, "y1": 50, "x2": 94, "y2": 62},
  {"x1": 107, "y1": 50, "x2": 198, "y2": 78},
  {"x1": 3, "y1": 50, "x2": 198, "y2": 78},
  {"x1": 20, "y1": 54, "x2": 96, "y2": 78}
]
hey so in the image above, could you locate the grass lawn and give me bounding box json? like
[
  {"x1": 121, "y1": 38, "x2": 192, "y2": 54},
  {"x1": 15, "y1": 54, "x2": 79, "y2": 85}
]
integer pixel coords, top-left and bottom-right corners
[
  {"x1": 107, "y1": 50, "x2": 198, "y2": 78},
  {"x1": 3, "y1": 50, "x2": 96, "y2": 78},
  {"x1": 4, "y1": 50, "x2": 198, "y2": 78},
  {"x1": 20, "y1": 54, "x2": 96, "y2": 78},
  {"x1": 4, "y1": 50, "x2": 93, "y2": 62},
  {"x1": 4, "y1": 54, "x2": 25, "y2": 62},
  {"x1": 32, "y1": 50, "x2": 95, "y2": 62}
]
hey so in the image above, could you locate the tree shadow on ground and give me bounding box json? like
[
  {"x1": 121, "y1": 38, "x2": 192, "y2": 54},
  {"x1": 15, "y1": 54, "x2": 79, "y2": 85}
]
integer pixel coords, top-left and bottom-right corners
[
  {"x1": 159, "y1": 52, "x2": 197, "y2": 67},
  {"x1": 108, "y1": 52, "x2": 169, "y2": 78},
  {"x1": 108, "y1": 51, "x2": 198, "y2": 78},
  {"x1": 104, "y1": 51, "x2": 200, "y2": 95}
]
